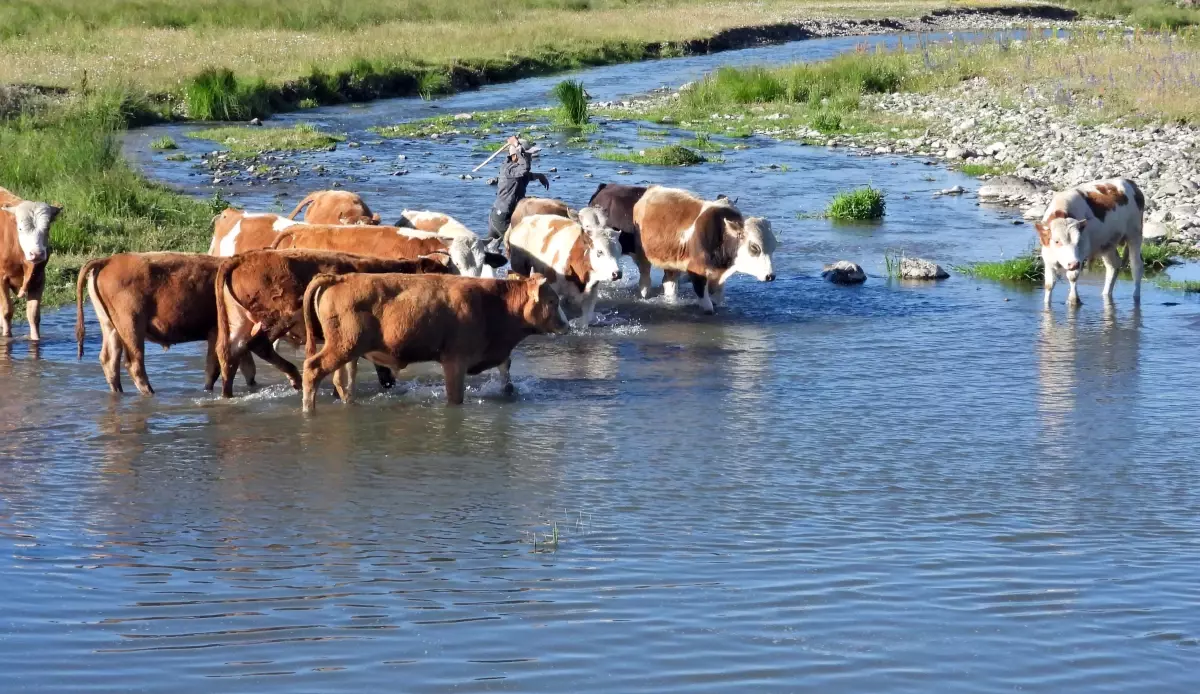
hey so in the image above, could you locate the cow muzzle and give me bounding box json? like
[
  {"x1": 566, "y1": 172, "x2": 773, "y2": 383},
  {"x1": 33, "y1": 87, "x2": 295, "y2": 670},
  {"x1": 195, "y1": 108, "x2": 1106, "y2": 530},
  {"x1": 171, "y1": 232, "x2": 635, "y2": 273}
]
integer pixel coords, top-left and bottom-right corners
[
  {"x1": 25, "y1": 250, "x2": 46, "y2": 263},
  {"x1": 1066, "y1": 262, "x2": 1082, "y2": 272},
  {"x1": 764, "y1": 272, "x2": 776, "y2": 282},
  {"x1": 612, "y1": 269, "x2": 623, "y2": 281}
]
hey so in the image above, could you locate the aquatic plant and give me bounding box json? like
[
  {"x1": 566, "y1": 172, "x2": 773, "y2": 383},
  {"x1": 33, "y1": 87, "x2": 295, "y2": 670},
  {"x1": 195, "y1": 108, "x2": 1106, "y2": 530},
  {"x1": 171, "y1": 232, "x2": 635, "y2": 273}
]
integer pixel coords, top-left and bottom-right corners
[
  {"x1": 597, "y1": 145, "x2": 707, "y2": 166},
  {"x1": 297, "y1": 98, "x2": 319, "y2": 109},
  {"x1": 186, "y1": 122, "x2": 344, "y2": 156},
  {"x1": 826, "y1": 186, "x2": 886, "y2": 220},
  {"x1": 955, "y1": 252, "x2": 1044, "y2": 284},
  {"x1": 1139, "y1": 243, "x2": 1178, "y2": 271},
  {"x1": 679, "y1": 132, "x2": 723, "y2": 151},
  {"x1": 552, "y1": 79, "x2": 589, "y2": 126},
  {"x1": 1157, "y1": 278, "x2": 1200, "y2": 292},
  {"x1": 185, "y1": 67, "x2": 270, "y2": 121},
  {"x1": 417, "y1": 70, "x2": 451, "y2": 100},
  {"x1": 149, "y1": 136, "x2": 177, "y2": 150}
]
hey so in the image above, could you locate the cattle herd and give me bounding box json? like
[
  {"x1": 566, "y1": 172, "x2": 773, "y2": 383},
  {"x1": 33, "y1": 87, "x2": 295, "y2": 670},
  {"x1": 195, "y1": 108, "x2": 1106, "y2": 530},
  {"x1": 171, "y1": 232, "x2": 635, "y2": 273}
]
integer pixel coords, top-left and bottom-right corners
[{"x1": 0, "y1": 174, "x2": 1146, "y2": 414}]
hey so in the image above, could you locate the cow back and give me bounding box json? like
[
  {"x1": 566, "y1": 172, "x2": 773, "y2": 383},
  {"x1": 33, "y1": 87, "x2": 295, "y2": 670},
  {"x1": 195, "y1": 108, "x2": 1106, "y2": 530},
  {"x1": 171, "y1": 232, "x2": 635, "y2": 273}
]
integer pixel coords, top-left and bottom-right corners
[{"x1": 97, "y1": 253, "x2": 222, "y2": 345}]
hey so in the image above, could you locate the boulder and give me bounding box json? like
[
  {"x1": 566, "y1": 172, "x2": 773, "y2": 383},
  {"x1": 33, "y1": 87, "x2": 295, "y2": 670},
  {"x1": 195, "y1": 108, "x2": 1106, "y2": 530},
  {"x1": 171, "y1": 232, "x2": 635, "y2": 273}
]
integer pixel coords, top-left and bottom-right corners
[
  {"x1": 1023, "y1": 204, "x2": 1046, "y2": 220},
  {"x1": 1169, "y1": 204, "x2": 1197, "y2": 221},
  {"x1": 899, "y1": 257, "x2": 950, "y2": 280},
  {"x1": 822, "y1": 261, "x2": 866, "y2": 285},
  {"x1": 977, "y1": 175, "x2": 1049, "y2": 205},
  {"x1": 1143, "y1": 221, "x2": 1170, "y2": 241}
]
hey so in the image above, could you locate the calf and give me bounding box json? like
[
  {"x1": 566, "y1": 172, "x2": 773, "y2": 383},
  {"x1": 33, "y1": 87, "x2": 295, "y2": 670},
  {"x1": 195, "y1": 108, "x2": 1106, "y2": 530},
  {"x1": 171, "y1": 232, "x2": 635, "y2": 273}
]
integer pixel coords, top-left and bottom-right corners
[
  {"x1": 632, "y1": 186, "x2": 776, "y2": 313},
  {"x1": 508, "y1": 197, "x2": 575, "y2": 230},
  {"x1": 1, "y1": 187, "x2": 61, "y2": 340},
  {"x1": 288, "y1": 190, "x2": 380, "y2": 225},
  {"x1": 589, "y1": 183, "x2": 646, "y2": 255},
  {"x1": 208, "y1": 209, "x2": 302, "y2": 256},
  {"x1": 214, "y1": 249, "x2": 449, "y2": 397},
  {"x1": 505, "y1": 208, "x2": 623, "y2": 325},
  {"x1": 301, "y1": 273, "x2": 568, "y2": 412},
  {"x1": 396, "y1": 209, "x2": 477, "y2": 238},
  {"x1": 1036, "y1": 178, "x2": 1145, "y2": 306},
  {"x1": 273, "y1": 224, "x2": 506, "y2": 278},
  {"x1": 74, "y1": 252, "x2": 293, "y2": 395}
]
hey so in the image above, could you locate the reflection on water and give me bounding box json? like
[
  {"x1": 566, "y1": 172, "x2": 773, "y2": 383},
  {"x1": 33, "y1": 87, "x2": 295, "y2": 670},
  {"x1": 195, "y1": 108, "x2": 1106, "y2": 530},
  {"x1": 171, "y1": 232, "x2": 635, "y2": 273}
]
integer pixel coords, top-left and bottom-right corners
[{"x1": 3, "y1": 32, "x2": 1200, "y2": 694}]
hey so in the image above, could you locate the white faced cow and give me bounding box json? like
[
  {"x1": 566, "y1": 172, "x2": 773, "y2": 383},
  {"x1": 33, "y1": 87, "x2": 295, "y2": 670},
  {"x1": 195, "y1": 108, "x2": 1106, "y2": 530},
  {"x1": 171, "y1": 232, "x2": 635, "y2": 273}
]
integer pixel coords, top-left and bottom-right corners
[
  {"x1": 1036, "y1": 178, "x2": 1144, "y2": 306},
  {"x1": 505, "y1": 206, "x2": 622, "y2": 326},
  {"x1": 1, "y1": 188, "x2": 62, "y2": 340},
  {"x1": 631, "y1": 185, "x2": 775, "y2": 313}
]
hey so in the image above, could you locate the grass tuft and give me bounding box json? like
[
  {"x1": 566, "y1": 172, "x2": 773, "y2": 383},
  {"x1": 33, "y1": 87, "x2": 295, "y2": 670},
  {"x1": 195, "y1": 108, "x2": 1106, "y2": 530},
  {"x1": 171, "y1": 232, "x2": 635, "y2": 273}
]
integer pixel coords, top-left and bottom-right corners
[
  {"x1": 187, "y1": 122, "x2": 344, "y2": 156},
  {"x1": 955, "y1": 251, "x2": 1044, "y2": 284},
  {"x1": 597, "y1": 144, "x2": 706, "y2": 166},
  {"x1": 185, "y1": 67, "x2": 270, "y2": 121},
  {"x1": 417, "y1": 70, "x2": 451, "y2": 100},
  {"x1": 826, "y1": 186, "x2": 885, "y2": 220},
  {"x1": 959, "y1": 162, "x2": 1015, "y2": 177},
  {"x1": 149, "y1": 135, "x2": 177, "y2": 150},
  {"x1": 552, "y1": 79, "x2": 589, "y2": 126}
]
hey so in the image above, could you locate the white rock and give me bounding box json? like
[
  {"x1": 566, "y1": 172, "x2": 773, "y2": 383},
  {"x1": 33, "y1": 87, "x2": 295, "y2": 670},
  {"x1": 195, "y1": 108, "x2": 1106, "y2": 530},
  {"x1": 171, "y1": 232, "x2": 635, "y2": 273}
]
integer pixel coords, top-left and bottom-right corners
[
  {"x1": 899, "y1": 257, "x2": 950, "y2": 280},
  {"x1": 1143, "y1": 221, "x2": 1170, "y2": 240},
  {"x1": 1023, "y1": 204, "x2": 1046, "y2": 219},
  {"x1": 822, "y1": 261, "x2": 866, "y2": 285}
]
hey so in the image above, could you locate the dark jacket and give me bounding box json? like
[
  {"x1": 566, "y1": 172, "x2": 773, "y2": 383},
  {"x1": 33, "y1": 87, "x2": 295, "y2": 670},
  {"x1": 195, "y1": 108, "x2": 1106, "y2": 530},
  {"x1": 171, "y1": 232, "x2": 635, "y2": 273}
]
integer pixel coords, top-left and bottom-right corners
[{"x1": 488, "y1": 149, "x2": 546, "y2": 238}]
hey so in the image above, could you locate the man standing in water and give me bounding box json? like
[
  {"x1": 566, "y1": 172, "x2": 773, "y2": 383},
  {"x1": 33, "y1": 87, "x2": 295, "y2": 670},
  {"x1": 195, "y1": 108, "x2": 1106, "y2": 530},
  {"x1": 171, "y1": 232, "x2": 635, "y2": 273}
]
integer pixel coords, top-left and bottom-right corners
[{"x1": 487, "y1": 135, "x2": 550, "y2": 252}]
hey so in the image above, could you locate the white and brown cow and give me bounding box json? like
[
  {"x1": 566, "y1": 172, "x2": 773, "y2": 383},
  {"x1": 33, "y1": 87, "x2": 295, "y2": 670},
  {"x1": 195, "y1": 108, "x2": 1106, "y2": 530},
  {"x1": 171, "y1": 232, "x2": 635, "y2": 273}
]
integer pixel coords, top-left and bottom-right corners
[
  {"x1": 508, "y1": 197, "x2": 576, "y2": 230},
  {"x1": 208, "y1": 209, "x2": 304, "y2": 257},
  {"x1": 396, "y1": 210, "x2": 477, "y2": 239},
  {"x1": 273, "y1": 224, "x2": 506, "y2": 278},
  {"x1": 288, "y1": 190, "x2": 380, "y2": 225},
  {"x1": 1036, "y1": 178, "x2": 1145, "y2": 306},
  {"x1": 631, "y1": 186, "x2": 775, "y2": 313},
  {"x1": 1, "y1": 187, "x2": 61, "y2": 341},
  {"x1": 505, "y1": 207, "x2": 623, "y2": 326}
]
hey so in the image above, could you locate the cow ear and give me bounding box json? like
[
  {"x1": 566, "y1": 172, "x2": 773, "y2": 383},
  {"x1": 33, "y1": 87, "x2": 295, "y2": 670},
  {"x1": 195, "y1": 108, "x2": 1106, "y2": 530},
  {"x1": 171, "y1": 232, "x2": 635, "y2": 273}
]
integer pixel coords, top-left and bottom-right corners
[
  {"x1": 1075, "y1": 219, "x2": 1087, "y2": 231},
  {"x1": 1034, "y1": 222, "x2": 1050, "y2": 246},
  {"x1": 723, "y1": 218, "x2": 743, "y2": 238},
  {"x1": 0, "y1": 205, "x2": 13, "y2": 213},
  {"x1": 48, "y1": 205, "x2": 63, "y2": 221}
]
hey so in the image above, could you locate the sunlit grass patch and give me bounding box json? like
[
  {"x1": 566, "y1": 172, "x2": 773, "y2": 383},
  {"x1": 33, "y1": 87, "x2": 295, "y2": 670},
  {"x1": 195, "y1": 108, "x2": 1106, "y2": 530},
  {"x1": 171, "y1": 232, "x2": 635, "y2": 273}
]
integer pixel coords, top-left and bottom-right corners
[
  {"x1": 955, "y1": 252, "x2": 1044, "y2": 284},
  {"x1": 185, "y1": 67, "x2": 270, "y2": 120},
  {"x1": 149, "y1": 135, "x2": 177, "y2": 150},
  {"x1": 187, "y1": 122, "x2": 344, "y2": 156},
  {"x1": 959, "y1": 162, "x2": 1015, "y2": 177},
  {"x1": 826, "y1": 186, "x2": 885, "y2": 220},
  {"x1": 597, "y1": 144, "x2": 707, "y2": 166}
]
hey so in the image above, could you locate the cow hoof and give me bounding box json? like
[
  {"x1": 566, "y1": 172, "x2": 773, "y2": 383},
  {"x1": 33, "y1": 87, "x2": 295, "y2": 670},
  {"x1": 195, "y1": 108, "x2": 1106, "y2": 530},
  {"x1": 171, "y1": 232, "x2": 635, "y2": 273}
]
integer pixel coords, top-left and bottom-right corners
[{"x1": 502, "y1": 382, "x2": 515, "y2": 396}]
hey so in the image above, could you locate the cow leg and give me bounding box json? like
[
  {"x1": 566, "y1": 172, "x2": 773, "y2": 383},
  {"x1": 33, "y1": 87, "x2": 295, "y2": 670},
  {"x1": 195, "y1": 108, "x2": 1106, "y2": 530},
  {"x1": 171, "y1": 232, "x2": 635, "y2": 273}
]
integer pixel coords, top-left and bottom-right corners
[
  {"x1": 577, "y1": 289, "x2": 599, "y2": 327},
  {"x1": 124, "y1": 338, "x2": 154, "y2": 396},
  {"x1": 204, "y1": 334, "x2": 219, "y2": 392},
  {"x1": 698, "y1": 282, "x2": 715, "y2": 315},
  {"x1": 375, "y1": 364, "x2": 396, "y2": 390},
  {"x1": 708, "y1": 278, "x2": 726, "y2": 308},
  {"x1": 100, "y1": 327, "x2": 124, "y2": 393},
  {"x1": 662, "y1": 270, "x2": 680, "y2": 298},
  {"x1": 247, "y1": 334, "x2": 301, "y2": 391},
  {"x1": 332, "y1": 359, "x2": 358, "y2": 403},
  {"x1": 499, "y1": 358, "x2": 514, "y2": 396},
  {"x1": 1100, "y1": 248, "x2": 1121, "y2": 301},
  {"x1": 1128, "y1": 235, "x2": 1144, "y2": 302},
  {"x1": 1066, "y1": 273, "x2": 1081, "y2": 307},
  {"x1": 0, "y1": 286, "x2": 12, "y2": 338},
  {"x1": 25, "y1": 296, "x2": 41, "y2": 342},
  {"x1": 302, "y1": 348, "x2": 346, "y2": 414},
  {"x1": 689, "y1": 272, "x2": 707, "y2": 298},
  {"x1": 442, "y1": 360, "x2": 466, "y2": 406},
  {"x1": 635, "y1": 253, "x2": 654, "y2": 299},
  {"x1": 240, "y1": 354, "x2": 258, "y2": 387}
]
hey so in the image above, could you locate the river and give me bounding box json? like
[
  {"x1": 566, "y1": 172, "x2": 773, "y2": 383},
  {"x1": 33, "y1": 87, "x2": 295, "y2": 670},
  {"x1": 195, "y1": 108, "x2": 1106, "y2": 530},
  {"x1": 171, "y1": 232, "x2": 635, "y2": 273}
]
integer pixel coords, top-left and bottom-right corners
[{"x1": 2, "y1": 30, "x2": 1199, "y2": 693}]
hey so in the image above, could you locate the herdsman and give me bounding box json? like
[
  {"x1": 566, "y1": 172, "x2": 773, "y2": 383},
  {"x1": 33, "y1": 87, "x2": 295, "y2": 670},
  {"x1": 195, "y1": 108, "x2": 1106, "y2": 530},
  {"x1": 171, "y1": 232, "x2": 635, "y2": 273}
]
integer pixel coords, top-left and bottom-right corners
[{"x1": 486, "y1": 135, "x2": 550, "y2": 251}]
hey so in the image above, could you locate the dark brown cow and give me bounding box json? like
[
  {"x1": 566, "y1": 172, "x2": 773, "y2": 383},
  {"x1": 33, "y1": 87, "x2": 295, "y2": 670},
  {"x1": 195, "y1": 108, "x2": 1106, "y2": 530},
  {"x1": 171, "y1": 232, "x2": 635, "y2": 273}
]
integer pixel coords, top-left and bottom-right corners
[
  {"x1": 75, "y1": 252, "x2": 292, "y2": 395},
  {"x1": 1, "y1": 187, "x2": 61, "y2": 341},
  {"x1": 288, "y1": 190, "x2": 380, "y2": 225},
  {"x1": 300, "y1": 273, "x2": 568, "y2": 412},
  {"x1": 588, "y1": 183, "x2": 646, "y2": 255},
  {"x1": 272, "y1": 224, "x2": 505, "y2": 277},
  {"x1": 632, "y1": 186, "x2": 776, "y2": 314},
  {"x1": 508, "y1": 197, "x2": 574, "y2": 230},
  {"x1": 214, "y1": 249, "x2": 449, "y2": 397}
]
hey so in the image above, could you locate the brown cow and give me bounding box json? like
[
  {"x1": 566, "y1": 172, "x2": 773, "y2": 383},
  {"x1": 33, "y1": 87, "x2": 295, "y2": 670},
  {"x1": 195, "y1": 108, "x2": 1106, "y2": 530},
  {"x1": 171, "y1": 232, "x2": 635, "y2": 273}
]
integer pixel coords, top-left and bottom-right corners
[
  {"x1": 632, "y1": 186, "x2": 775, "y2": 314},
  {"x1": 75, "y1": 252, "x2": 294, "y2": 395},
  {"x1": 273, "y1": 224, "x2": 506, "y2": 277},
  {"x1": 1, "y1": 187, "x2": 61, "y2": 341},
  {"x1": 214, "y1": 249, "x2": 449, "y2": 398},
  {"x1": 508, "y1": 197, "x2": 575, "y2": 230},
  {"x1": 208, "y1": 209, "x2": 303, "y2": 257},
  {"x1": 288, "y1": 190, "x2": 380, "y2": 225},
  {"x1": 300, "y1": 273, "x2": 568, "y2": 412}
]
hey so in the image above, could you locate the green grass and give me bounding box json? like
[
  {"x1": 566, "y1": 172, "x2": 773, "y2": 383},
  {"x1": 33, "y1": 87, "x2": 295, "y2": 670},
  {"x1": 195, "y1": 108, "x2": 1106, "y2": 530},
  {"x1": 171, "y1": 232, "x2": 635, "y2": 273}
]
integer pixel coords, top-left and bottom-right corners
[
  {"x1": 0, "y1": 90, "x2": 215, "y2": 311},
  {"x1": 1139, "y1": 243, "x2": 1178, "y2": 272},
  {"x1": 597, "y1": 144, "x2": 707, "y2": 166},
  {"x1": 417, "y1": 70, "x2": 452, "y2": 100},
  {"x1": 297, "y1": 98, "x2": 319, "y2": 109},
  {"x1": 552, "y1": 79, "x2": 589, "y2": 126},
  {"x1": 187, "y1": 122, "x2": 344, "y2": 156},
  {"x1": 826, "y1": 186, "x2": 885, "y2": 220},
  {"x1": 955, "y1": 252, "x2": 1044, "y2": 284},
  {"x1": 678, "y1": 132, "x2": 723, "y2": 151},
  {"x1": 1157, "y1": 278, "x2": 1200, "y2": 292},
  {"x1": 185, "y1": 67, "x2": 270, "y2": 120},
  {"x1": 958, "y1": 162, "x2": 1015, "y2": 177},
  {"x1": 149, "y1": 135, "x2": 177, "y2": 150}
]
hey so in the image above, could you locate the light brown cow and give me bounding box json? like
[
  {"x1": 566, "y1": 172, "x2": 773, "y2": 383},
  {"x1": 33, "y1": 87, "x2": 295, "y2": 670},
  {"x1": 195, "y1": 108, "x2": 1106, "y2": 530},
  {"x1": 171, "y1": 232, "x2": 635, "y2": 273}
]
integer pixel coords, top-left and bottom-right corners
[
  {"x1": 208, "y1": 209, "x2": 303, "y2": 257},
  {"x1": 75, "y1": 252, "x2": 293, "y2": 395},
  {"x1": 632, "y1": 186, "x2": 776, "y2": 314},
  {"x1": 214, "y1": 249, "x2": 450, "y2": 398},
  {"x1": 505, "y1": 209, "x2": 623, "y2": 326},
  {"x1": 1, "y1": 186, "x2": 61, "y2": 340},
  {"x1": 396, "y1": 209, "x2": 477, "y2": 238},
  {"x1": 300, "y1": 273, "x2": 568, "y2": 412},
  {"x1": 288, "y1": 190, "x2": 380, "y2": 225},
  {"x1": 508, "y1": 197, "x2": 575, "y2": 230},
  {"x1": 272, "y1": 224, "x2": 506, "y2": 277}
]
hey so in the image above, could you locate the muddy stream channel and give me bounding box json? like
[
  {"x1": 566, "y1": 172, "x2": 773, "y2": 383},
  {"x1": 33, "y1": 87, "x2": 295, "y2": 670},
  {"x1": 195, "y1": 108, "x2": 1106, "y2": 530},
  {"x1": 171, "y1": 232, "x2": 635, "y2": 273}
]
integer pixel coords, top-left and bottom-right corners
[{"x1": 2, "y1": 30, "x2": 1199, "y2": 693}]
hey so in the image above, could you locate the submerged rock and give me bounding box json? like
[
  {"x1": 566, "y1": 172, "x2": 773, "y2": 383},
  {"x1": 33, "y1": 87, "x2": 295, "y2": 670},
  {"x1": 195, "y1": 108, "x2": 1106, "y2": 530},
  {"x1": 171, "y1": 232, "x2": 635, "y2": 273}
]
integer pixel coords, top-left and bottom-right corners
[
  {"x1": 899, "y1": 257, "x2": 950, "y2": 280},
  {"x1": 822, "y1": 261, "x2": 866, "y2": 285},
  {"x1": 977, "y1": 175, "x2": 1049, "y2": 205},
  {"x1": 934, "y1": 185, "x2": 965, "y2": 196}
]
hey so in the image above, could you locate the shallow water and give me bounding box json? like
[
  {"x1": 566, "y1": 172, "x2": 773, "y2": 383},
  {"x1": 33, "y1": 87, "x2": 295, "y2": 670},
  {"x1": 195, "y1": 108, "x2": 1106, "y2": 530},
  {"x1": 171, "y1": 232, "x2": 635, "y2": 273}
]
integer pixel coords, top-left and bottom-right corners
[{"x1": 5, "y1": 31, "x2": 1200, "y2": 693}]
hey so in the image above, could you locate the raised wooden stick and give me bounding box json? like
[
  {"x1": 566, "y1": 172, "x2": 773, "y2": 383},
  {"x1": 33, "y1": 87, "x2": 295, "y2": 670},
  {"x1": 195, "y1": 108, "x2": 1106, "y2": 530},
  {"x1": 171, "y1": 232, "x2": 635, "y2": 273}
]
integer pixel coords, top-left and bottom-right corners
[{"x1": 472, "y1": 143, "x2": 509, "y2": 173}]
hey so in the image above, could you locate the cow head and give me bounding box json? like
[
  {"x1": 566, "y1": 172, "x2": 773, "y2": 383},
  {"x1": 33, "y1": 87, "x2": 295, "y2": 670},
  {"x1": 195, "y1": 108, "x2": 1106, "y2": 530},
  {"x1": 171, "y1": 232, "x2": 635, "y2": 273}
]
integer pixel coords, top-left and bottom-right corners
[
  {"x1": 727, "y1": 216, "x2": 776, "y2": 282},
  {"x1": 446, "y1": 237, "x2": 507, "y2": 278},
  {"x1": 522, "y1": 273, "x2": 569, "y2": 334},
  {"x1": 3, "y1": 201, "x2": 60, "y2": 266},
  {"x1": 576, "y1": 207, "x2": 622, "y2": 282},
  {"x1": 1036, "y1": 216, "x2": 1087, "y2": 277}
]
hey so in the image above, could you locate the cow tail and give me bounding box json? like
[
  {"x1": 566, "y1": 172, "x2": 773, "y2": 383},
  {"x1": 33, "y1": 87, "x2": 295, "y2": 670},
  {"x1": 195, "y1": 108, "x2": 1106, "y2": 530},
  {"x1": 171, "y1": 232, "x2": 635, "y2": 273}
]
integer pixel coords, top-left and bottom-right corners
[
  {"x1": 75, "y1": 258, "x2": 107, "y2": 359},
  {"x1": 303, "y1": 273, "x2": 338, "y2": 359},
  {"x1": 287, "y1": 192, "x2": 318, "y2": 220},
  {"x1": 269, "y1": 231, "x2": 294, "y2": 250},
  {"x1": 214, "y1": 257, "x2": 237, "y2": 379}
]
